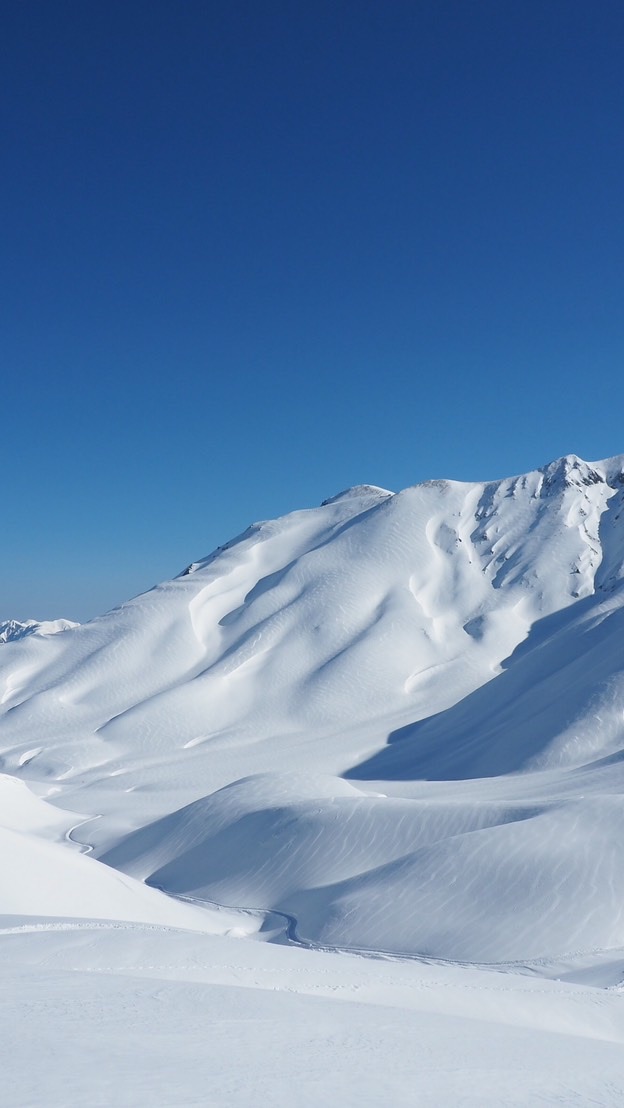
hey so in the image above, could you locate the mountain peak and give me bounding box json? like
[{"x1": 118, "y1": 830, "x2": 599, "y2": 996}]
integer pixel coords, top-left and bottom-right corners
[
  {"x1": 320, "y1": 484, "x2": 393, "y2": 507},
  {"x1": 538, "y1": 454, "x2": 604, "y2": 492}
]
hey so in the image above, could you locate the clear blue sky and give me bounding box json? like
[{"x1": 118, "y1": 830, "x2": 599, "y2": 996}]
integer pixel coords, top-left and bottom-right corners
[{"x1": 3, "y1": 1, "x2": 623, "y2": 621}]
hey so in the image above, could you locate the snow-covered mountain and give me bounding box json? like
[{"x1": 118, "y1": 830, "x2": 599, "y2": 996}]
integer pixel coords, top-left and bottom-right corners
[
  {"x1": 2, "y1": 452, "x2": 624, "y2": 964},
  {"x1": 4, "y1": 452, "x2": 624, "y2": 1104}
]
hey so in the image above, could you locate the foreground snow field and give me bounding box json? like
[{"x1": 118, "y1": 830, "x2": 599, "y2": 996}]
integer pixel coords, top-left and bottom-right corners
[
  {"x1": 3, "y1": 921, "x2": 624, "y2": 1107},
  {"x1": 2, "y1": 453, "x2": 624, "y2": 1104}
]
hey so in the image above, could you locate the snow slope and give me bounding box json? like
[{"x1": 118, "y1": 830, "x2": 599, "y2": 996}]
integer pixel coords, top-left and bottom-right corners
[{"x1": 3, "y1": 453, "x2": 624, "y2": 1102}]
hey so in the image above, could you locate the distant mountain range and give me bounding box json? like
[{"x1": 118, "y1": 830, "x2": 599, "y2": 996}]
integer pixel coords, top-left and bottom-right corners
[{"x1": 0, "y1": 618, "x2": 78, "y2": 643}]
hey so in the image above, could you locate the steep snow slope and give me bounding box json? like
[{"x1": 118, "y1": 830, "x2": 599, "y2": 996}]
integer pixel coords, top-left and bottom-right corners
[{"x1": 2, "y1": 454, "x2": 624, "y2": 964}]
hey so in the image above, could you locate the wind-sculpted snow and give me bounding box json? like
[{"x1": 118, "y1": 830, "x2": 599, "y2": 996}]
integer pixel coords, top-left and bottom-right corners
[
  {"x1": 101, "y1": 763, "x2": 624, "y2": 962},
  {"x1": 2, "y1": 454, "x2": 624, "y2": 971}
]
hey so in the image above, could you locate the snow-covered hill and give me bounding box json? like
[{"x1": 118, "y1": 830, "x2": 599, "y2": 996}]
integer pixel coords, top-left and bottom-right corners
[{"x1": 4, "y1": 453, "x2": 624, "y2": 1104}]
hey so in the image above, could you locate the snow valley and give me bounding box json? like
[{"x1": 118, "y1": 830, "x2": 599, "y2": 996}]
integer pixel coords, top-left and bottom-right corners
[{"x1": 3, "y1": 453, "x2": 624, "y2": 1105}]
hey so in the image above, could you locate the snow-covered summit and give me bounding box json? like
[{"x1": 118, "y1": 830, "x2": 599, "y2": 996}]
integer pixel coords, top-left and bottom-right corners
[{"x1": 320, "y1": 483, "x2": 393, "y2": 506}]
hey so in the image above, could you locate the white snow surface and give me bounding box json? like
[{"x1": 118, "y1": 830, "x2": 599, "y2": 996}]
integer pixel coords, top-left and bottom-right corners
[{"x1": 3, "y1": 454, "x2": 624, "y2": 1104}]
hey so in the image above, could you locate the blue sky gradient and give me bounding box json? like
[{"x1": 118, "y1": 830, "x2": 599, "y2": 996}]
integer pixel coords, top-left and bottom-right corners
[{"x1": 3, "y1": 1, "x2": 624, "y2": 620}]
